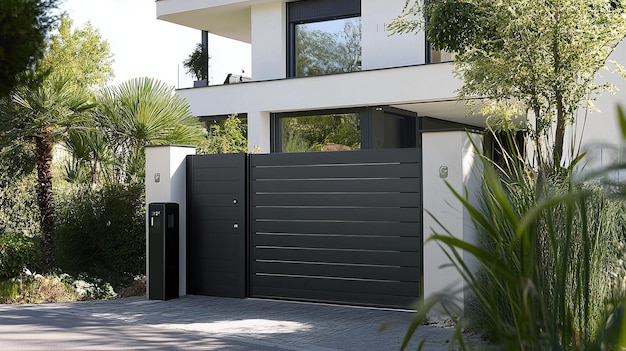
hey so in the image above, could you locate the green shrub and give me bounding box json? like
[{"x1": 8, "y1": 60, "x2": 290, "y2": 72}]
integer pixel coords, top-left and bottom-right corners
[
  {"x1": 0, "y1": 270, "x2": 116, "y2": 304},
  {"x1": 0, "y1": 232, "x2": 41, "y2": 279},
  {"x1": 55, "y1": 183, "x2": 145, "y2": 283},
  {"x1": 0, "y1": 172, "x2": 39, "y2": 236},
  {"x1": 401, "y1": 132, "x2": 626, "y2": 350}
]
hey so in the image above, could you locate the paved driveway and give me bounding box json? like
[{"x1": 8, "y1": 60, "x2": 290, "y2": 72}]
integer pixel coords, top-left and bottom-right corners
[{"x1": 0, "y1": 295, "x2": 460, "y2": 350}]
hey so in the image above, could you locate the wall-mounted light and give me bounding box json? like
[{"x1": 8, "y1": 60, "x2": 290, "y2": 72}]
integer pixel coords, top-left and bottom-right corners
[{"x1": 439, "y1": 166, "x2": 448, "y2": 179}]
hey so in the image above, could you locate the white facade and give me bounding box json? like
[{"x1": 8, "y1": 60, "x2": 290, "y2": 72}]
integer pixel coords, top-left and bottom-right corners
[
  {"x1": 155, "y1": 0, "x2": 626, "y2": 306},
  {"x1": 145, "y1": 145, "x2": 196, "y2": 298}
]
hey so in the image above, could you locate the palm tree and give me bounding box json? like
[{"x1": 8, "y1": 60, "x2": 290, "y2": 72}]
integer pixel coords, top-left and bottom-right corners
[
  {"x1": 0, "y1": 71, "x2": 93, "y2": 271},
  {"x1": 95, "y1": 77, "x2": 206, "y2": 184}
]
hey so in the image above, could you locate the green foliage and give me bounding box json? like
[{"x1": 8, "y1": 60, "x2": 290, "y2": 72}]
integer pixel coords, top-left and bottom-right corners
[
  {"x1": 0, "y1": 233, "x2": 41, "y2": 280},
  {"x1": 183, "y1": 43, "x2": 208, "y2": 81},
  {"x1": 42, "y1": 16, "x2": 114, "y2": 90},
  {"x1": 95, "y1": 77, "x2": 206, "y2": 183},
  {"x1": 199, "y1": 115, "x2": 248, "y2": 154},
  {"x1": 55, "y1": 183, "x2": 145, "y2": 281},
  {"x1": 0, "y1": 0, "x2": 59, "y2": 97},
  {"x1": 0, "y1": 172, "x2": 39, "y2": 236},
  {"x1": 0, "y1": 270, "x2": 118, "y2": 303},
  {"x1": 389, "y1": 0, "x2": 626, "y2": 169},
  {"x1": 401, "y1": 129, "x2": 626, "y2": 350}
]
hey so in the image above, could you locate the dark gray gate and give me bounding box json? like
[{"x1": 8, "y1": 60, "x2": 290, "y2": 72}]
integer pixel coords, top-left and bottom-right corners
[
  {"x1": 186, "y1": 153, "x2": 247, "y2": 298},
  {"x1": 250, "y1": 149, "x2": 422, "y2": 308}
]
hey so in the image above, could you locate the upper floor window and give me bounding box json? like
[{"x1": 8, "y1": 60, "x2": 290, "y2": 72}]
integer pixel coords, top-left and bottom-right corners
[{"x1": 288, "y1": 0, "x2": 361, "y2": 78}]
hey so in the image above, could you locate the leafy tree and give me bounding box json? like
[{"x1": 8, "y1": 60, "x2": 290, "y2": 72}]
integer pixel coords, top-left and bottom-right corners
[
  {"x1": 42, "y1": 16, "x2": 114, "y2": 90},
  {"x1": 94, "y1": 77, "x2": 206, "y2": 183},
  {"x1": 0, "y1": 72, "x2": 93, "y2": 271},
  {"x1": 183, "y1": 43, "x2": 209, "y2": 81},
  {"x1": 389, "y1": 0, "x2": 626, "y2": 170},
  {"x1": 0, "y1": 17, "x2": 113, "y2": 271},
  {"x1": 0, "y1": 0, "x2": 59, "y2": 97}
]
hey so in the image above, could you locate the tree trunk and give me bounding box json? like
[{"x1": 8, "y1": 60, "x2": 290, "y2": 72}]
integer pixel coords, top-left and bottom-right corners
[
  {"x1": 35, "y1": 127, "x2": 56, "y2": 272},
  {"x1": 553, "y1": 92, "x2": 565, "y2": 170}
]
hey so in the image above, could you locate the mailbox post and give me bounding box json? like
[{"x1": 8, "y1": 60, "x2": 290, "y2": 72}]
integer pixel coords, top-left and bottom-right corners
[{"x1": 148, "y1": 202, "x2": 179, "y2": 300}]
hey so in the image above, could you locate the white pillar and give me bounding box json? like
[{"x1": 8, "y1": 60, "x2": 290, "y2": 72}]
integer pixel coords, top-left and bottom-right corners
[
  {"x1": 145, "y1": 145, "x2": 196, "y2": 298},
  {"x1": 247, "y1": 110, "x2": 271, "y2": 153},
  {"x1": 422, "y1": 131, "x2": 482, "y2": 313}
]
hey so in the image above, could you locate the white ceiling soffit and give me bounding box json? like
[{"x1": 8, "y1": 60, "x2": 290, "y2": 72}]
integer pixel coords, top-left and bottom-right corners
[{"x1": 157, "y1": 2, "x2": 252, "y2": 43}]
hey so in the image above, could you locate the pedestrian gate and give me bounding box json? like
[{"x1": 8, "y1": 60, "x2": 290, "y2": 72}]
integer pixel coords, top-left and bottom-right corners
[{"x1": 186, "y1": 149, "x2": 422, "y2": 308}]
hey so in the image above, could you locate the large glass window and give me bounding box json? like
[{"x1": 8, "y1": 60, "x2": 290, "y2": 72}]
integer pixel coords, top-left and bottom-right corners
[
  {"x1": 280, "y1": 113, "x2": 361, "y2": 152},
  {"x1": 294, "y1": 17, "x2": 361, "y2": 77},
  {"x1": 288, "y1": 0, "x2": 361, "y2": 77}
]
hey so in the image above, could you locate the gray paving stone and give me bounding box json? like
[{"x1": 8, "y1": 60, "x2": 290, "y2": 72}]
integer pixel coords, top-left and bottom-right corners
[{"x1": 0, "y1": 295, "x2": 472, "y2": 350}]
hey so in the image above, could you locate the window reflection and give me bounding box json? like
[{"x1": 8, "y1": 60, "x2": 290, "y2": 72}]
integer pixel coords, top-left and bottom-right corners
[
  {"x1": 281, "y1": 113, "x2": 360, "y2": 152},
  {"x1": 295, "y1": 17, "x2": 362, "y2": 77}
]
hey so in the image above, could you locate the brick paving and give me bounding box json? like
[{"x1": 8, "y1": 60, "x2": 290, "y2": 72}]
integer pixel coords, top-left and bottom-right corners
[{"x1": 0, "y1": 295, "x2": 465, "y2": 350}]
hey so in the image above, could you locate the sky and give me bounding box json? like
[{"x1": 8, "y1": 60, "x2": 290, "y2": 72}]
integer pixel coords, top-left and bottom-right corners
[{"x1": 58, "y1": 0, "x2": 252, "y2": 89}]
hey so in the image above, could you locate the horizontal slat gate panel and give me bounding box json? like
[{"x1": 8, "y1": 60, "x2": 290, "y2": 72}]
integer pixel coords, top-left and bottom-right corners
[
  {"x1": 253, "y1": 247, "x2": 420, "y2": 267},
  {"x1": 253, "y1": 163, "x2": 420, "y2": 179},
  {"x1": 253, "y1": 178, "x2": 420, "y2": 193},
  {"x1": 253, "y1": 275, "x2": 420, "y2": 297},
  {"x1": 255, "y1": 220, "x2": 420, "y2": 237},
  {"x1": 187, "y1": 153, "x2": 247, "y2": 298},
  {"x1": 253, "y1": 207, "x2": 420, "y2": 222},
  {"x1": 254, "y1": 233, "x2": 421, "y2": 251},
  {"x1": 250, "y1": 148, "x2": 422, "y2": 308},
  {"x1": 254, "y1": 261, "x2": 421, "y2": 282},
  {"x1": 253, "y1": 193, "x2": 420, "y2": 207}
]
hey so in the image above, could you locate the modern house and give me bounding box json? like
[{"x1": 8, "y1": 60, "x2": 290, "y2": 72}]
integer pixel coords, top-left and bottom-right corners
[{"x1": 148, "y1": 0, "x2": 626, "y2": 309}]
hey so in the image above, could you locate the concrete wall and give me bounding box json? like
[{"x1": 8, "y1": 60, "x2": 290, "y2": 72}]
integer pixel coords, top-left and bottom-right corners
[
  {"x1": 422, "y1": 131, "x2": 482, "y2": 311},
  {"x1": 145, "y1": 145, "x2": 196, "y2": 298}
]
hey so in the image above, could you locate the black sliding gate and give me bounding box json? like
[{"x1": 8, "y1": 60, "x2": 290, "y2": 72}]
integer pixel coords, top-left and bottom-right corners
[{"x1": 187, "y1": 148, "x2": 422, "y2": 308}]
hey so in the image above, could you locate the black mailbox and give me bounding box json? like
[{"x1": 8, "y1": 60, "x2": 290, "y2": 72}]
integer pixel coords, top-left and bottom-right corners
[{"x1": 148, "y1": 202, "x2": 179, "y2": 300}]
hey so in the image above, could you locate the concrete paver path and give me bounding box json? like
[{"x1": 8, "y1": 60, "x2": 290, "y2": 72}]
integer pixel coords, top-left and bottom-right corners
[{"x1": 0, "y1": 295, "x2": 459, "y2": 350}]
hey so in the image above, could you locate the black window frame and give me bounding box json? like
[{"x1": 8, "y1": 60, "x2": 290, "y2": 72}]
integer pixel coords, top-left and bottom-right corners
[{"x1": 287, "y1": 0, "x2": 361, "y2": 78}]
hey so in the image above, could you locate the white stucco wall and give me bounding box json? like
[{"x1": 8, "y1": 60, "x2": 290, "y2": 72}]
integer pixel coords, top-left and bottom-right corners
[
  {"x1": 251, "y1": 2, "x2": 286, "y2": 81},
  {"x1": 247, "y1": 110, "x2": 271, "y2": 152},
  {"x1": 145, "y1": 145, "x2": 196, "y2": 298},
  {"x1": 565, "y1": 40, "x2": 626, "y2": 175},
  {"x1": 422, "y1": 131, "x2": 482, "y2": 312},
  {"x1": 246, "y1": 0, "x2": 425, "y2": 81},
  {"x1": 362, "y1": 0, "x2": 425, "y2": 70}
]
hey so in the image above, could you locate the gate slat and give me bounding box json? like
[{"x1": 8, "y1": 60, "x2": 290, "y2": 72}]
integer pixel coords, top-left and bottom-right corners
[
  {"x1": 252, "y1": 178, "x2": 420, "y2": 193},
  {"x1": 254, "y1": 220, "x2": 420, "y2": 237},
  {"x1": 253, "y1": 233, "x2": 421, "y2": 251},
  {"x1": 252, "y1": 275, "x2": 420, "y2": 297},
  {"x1": 252, "y1": 163, "x2": 420, "y2": 179},
  {"x1": 253, "y1": 207, "x2": 419, "y2": 222},
  {"x1": 253, "y1": 261, "x2": 421, "y2": 282},
  {"x1": 253, "y1": 193, "x2": 420, "y2": 207},
  {"x1": 252, "y1": 247, "x2": 420, "y2": 267}
]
